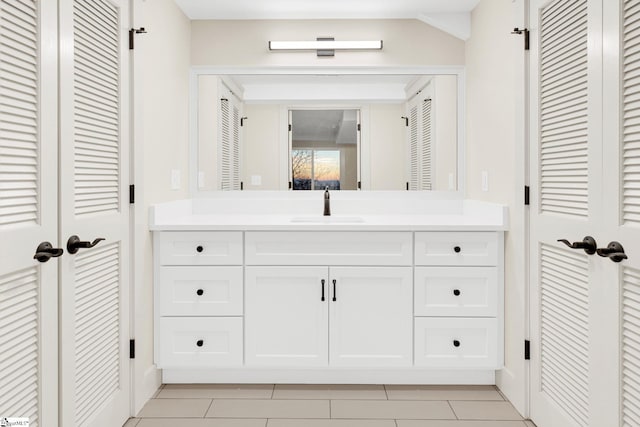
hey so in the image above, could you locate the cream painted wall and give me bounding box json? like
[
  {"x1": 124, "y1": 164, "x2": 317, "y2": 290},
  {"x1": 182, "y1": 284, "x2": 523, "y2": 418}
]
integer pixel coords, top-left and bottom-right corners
[
  {"x1": 242, "y1": 104, "x2": 283, "y2": 190},
  {"x1": 369, "y1": 104, "x2": 406, "y2": 190},
  {"x1": 465, "y1": 0, "x2": 526, "y2": 416},
  {"x1": 197, "y1": 75, "x2": 219, "y2": 191},
  {"x1": 132, "y1": 0, "x2": 191, "y2": 415},
  {"x1": 191, "y1": 19, "x2": 465, "y2": 67}
]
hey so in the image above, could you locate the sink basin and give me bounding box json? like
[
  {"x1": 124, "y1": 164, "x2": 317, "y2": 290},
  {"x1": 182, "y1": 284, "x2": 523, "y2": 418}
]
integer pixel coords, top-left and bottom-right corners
[{"x1": 290, "y1": 216, "x2": 365, "y2": 224}]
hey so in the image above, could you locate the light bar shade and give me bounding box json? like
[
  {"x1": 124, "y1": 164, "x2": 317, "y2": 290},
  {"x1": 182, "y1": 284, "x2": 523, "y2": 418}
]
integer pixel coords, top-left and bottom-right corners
[{"x1": 269, "y1": 40, "x2": 383, "y2": 51}]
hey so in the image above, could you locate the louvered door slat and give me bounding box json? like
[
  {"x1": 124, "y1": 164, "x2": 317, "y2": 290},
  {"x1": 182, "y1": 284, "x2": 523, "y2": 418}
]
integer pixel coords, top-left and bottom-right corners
[
  {"x1": 624, "y1": 0, "x2": 640, "y2": 225},
  {"x1": 409, "y1": 105, "x2": 418, "y2": 190},
  {"x1": 623, "y1": 268, "x2": 640, "y2": 426},
  {"x1": 539, "y1": 0, "x2": 589, "y2": 218},
  {"x1": 220, "y1": 98, "x2": 231, "y2": 190},
  {"x1": 540, "y1": 244, "x2": 589, "y2": 427},
  {"x1": 74, "y1": 242, "x2": 120, "y2": 426},
  {"x1": 421, "y1": 99, "x2": 432, "y2": 190},
  {"x1": 232, "y1": 105, "x2": 240, "y2": 190},
  {"x1": 0, "y1": 268, "x2": 39, "y2": 427},
  {"x1": 0, "y1": 0, "x2": 39, "y2": 228},
  {"x1": 73, "y1": 0, "x2": 120, "y2": 217}
]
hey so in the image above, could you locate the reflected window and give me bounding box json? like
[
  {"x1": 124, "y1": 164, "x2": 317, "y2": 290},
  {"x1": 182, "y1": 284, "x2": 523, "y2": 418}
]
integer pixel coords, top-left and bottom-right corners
[
  {"x1": 290, "y1": 109, "x2": 359, "y2": 191},
  {"x1": 292, "y1": 149, "x2": 341, "y2": 190}
]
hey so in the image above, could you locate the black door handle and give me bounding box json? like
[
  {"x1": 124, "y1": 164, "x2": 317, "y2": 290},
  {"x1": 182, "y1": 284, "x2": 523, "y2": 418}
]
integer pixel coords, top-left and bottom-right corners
[
  {"x1": 34, "y1": 242, "x2": 64, "y2": 263},
  {"x1": 67, "y1": 235, "x2": 105, "y2": 254},
  {"x1": 557, "y1": 236, "x2": 597, "y2": 255},
  {"x1": 332, "y1": 279, "x2": 337, "y2": 302},
  {"x1": 596, "y1": 241, "x2": 627, "y2": 263},
  {"x1": 321, "y1": 279, "x2": 325, "y2": 301}
]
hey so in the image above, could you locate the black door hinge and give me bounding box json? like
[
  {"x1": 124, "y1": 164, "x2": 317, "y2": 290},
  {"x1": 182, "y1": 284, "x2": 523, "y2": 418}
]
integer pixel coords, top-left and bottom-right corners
[
  {"x1": 524, "y1": 185, "x2": 530, "y2": 206},
  {"x1": 240, "y1": 117, "x2": 247, "y2": 127},
  {"x1": 524, "y1": 340, "x2": 530, "y2": 360},
  {"x1": 288, "y1": 124, "x2": 292, "y2": 132},
  {"x1": 511, "y1": 27, "x2": 530, "y2": 51},
  {"x1": 129, "y1": 27, "x2": 147, "y2": 50},
  {"x1": 240, "y1": 181, "x2": 244, "y2": 190},
  {"x1": 289, "y1": 181, "x2": 292, "y2": 189},
  {"x1": 130, "y1": 339, "x2": 135, "y2": 359},
  {"x1": 401, "y1": 116, "x2": 409, "y2": 127},
  {"x1": 406, "y1": 182, "x2": 409, "y2": 191},
  {"x1": 129, "y1": 184, "x2": 135, "y2": 204},
  {"x1": 357, "y1": 181, "x2": 361, "y2": 189},
  {"x1": 357, "y1": 123, "x2": 361, "y2": 132}
]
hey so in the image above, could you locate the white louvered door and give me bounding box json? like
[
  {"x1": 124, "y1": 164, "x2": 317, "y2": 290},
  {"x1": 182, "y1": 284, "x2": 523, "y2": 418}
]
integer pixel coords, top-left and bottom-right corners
[
  {"x1": 530, "y1": 0, "x2": 635, "y2": 425},
  {"x1": 0, "y1": 1, "x2": 58, "y2": 425},
  {"x1": 58, "y1": 0, "x2": 130, "y2": 426},
  {"x1": 218, "y1": 86, "x2": 242, "y2": 190},
  {"x1": 406, "y1": 95, "x2": 432, "y2": 190}
]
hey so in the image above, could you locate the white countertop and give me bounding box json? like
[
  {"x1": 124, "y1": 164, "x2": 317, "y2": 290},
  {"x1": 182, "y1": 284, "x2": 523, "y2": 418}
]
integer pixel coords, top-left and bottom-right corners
[{"x1": 149, "y1": 193, "x2": 508, "y2": 231}]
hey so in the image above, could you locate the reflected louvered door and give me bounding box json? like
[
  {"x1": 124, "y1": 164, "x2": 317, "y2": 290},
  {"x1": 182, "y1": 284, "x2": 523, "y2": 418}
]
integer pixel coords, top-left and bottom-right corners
[
  {"x1": 529, "y1": 0, "x2": 612, "y2": 425},
  {"x1": 421, "y1": 99, "x2": 432, "y2": 190},
  {"x1": 408, "y1": 104, "x2": 418, "y2": 190},
  {"x1": 58, "y1": 0, "x2": 130, "y2": 426},
  {"x1": 0, "y1": 1, "x2": 58, "y2": 425}
]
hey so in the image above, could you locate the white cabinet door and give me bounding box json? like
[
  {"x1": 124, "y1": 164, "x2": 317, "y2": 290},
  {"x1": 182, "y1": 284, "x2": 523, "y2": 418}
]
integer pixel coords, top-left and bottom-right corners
[
  {"x1": 245, "y1": 266, "x2": 329, "y2": 367},
  {"x1": 329, "y1": 267, "x2": 413, "y2": 367}
]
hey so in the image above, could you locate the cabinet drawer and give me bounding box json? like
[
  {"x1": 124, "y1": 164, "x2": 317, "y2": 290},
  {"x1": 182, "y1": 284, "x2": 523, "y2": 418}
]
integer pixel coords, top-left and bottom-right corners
[
  {"x1": 245, "y1": 231, "x2": 412, "y2": 266},
  {"x1": 157, "y1": 317, "x2": 242, "y2": 368},
  {"x1": 414, "y1": 267, "x2": 498, "y2": 317},
  {"x1": 157, "y1": 231, "x2": 242, "y2": 266},
  {"x1": 414, "y1": 232, "x2": 498, "y2": 266},
  {"x1": 414, "y1": 317, "x2": 498, "y2": 368},
  {"x1": 158, "y1": 267, "x2": 243, "y2": 316}
]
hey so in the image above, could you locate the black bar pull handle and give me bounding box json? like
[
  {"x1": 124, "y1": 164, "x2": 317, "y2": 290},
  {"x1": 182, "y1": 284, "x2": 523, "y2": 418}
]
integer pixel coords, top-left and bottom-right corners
[
  {"x1": 321, "y1": 279, "x2": 325, "y2": 301},
  {"x1": 34, "y1": 242, "x2": 64, "y2": 263},
  {"x1": 67, "y1": 235, "x2": 105, "y2": 254},
  {"x1": 596, "y1": 241, "x2": 628, "y2": 263},
  {"x1": 332, "y1": 279, "x2": 337, "y2": 302},
  {"x1": 557, "y1": 236, "x2": 597, "y2": 255}
]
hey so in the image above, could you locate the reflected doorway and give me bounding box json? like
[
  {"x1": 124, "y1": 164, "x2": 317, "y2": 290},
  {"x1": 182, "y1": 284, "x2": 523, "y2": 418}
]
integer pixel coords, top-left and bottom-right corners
[{"x1": 290, "y1": 109, "x2": 360, "y2": 190}]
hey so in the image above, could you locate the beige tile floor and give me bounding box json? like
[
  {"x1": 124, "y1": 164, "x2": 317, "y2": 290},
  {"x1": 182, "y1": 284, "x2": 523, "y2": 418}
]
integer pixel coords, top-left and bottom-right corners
[{"x1": 124, "y1": 384, "x2": 537, "y2": 427}]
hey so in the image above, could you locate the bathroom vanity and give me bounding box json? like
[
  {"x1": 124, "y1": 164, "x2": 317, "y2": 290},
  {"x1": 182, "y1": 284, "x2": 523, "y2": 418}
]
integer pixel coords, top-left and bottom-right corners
[{"x1": 150, "y1": 192, "x2": 508, "y2": 384}]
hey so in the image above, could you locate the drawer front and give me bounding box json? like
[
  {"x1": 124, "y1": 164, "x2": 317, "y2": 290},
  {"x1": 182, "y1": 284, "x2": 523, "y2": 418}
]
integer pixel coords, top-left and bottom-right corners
[
  {"x1": 414, "y1": 267, "x2": 498, "y2": 317},
  {"x1": 245, "y1": 231, "x2": 412, "y2": 266},
  {"x1": 414, "y1": 317, "x2": 498, "y2": 368},
  {"x1": 414, "y1": 232, "x2": 498, "y2": 266},
  {"x1": 157, "y1": 317, "x2": 242, "y2": 368},
  {"x1": 158, "y1": 267, "x2": 243, "y2": 316},
  {"x1": 158, "y1": 231, "x2": 242, "y2": 266}
]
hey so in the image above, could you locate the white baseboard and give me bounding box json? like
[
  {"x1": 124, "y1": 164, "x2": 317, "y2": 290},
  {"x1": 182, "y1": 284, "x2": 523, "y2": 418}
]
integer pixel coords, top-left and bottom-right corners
[
  {"x1": 133, "y1": 365, "x2": 162, "y2": 416},
  {"x1": 162, "y1": 368, "x2": 496, "y2": 385},
  {"x1": 497, "y1": 366, "x2": 527, "y2": 418}
]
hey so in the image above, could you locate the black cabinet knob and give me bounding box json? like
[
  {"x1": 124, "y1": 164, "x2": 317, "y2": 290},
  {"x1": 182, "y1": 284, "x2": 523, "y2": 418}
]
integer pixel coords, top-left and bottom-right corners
[
  {"x1": 196, "y1": 289, "x2": 204, "y2": 296},
  {"x1": 453, "y1": 289, "x2": 461, "y2": 296},
  {"x1": 454, "y1": 246, "x2": 461, "y2": 253},
  {"x1": 453, "y1": 340, "x2": 461, "y2": 347},
  {"x1": 196, "y1": 340, "x2": 204, "y2": 347},
  {"x1": 196, "y1": 246, "x2": 204, "y2": 253}
]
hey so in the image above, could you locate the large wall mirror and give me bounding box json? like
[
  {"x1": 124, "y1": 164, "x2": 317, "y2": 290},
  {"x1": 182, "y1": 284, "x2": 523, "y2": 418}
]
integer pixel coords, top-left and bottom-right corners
[{"x1": 190, "y1": 67, "x2": 465, "y2": 194}]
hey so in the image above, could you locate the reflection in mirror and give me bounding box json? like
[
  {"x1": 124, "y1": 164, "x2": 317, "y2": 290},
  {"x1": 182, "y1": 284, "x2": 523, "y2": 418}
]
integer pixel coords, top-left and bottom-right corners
[
  {"x1": 194, "y1": 73, "x2": 460, "y2": 192},
  {"x1": 291, "y1": 110, "x2": 359, "y2": 191}
]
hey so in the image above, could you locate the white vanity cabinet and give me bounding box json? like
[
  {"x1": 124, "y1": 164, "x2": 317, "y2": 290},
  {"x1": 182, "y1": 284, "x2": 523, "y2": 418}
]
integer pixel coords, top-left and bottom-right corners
[
  {"x1": 154, "y1": 231, "x2": 244, "y2": 368},
  {"x1": 244, "y1": 265, "x2": 413, "y2": 368},
  {"x1": 152, "y1": 222, "x2": 505, "y2": 384},
  {"x1": 413, "y1": 232, "x2": 503, "y2": 369}
]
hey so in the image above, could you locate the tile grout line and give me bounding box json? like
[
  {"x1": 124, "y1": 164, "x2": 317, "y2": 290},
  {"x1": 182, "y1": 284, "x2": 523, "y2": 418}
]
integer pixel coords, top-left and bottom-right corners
[
  {"x1": 329, "y1": 399, "x2": 332, "y2": 419},
  {"x1": 447, "y1": 400, "x2": 459, "y2": 420},
  {"x1": 384, "y1": 384, "x2": 390, "y2": 400},
  {"x1": 204, "y1": 398, "x2": 215, "y2": 419},
  {"x1": 271, "y1": 384, "x2": 275, "y2": 399}
]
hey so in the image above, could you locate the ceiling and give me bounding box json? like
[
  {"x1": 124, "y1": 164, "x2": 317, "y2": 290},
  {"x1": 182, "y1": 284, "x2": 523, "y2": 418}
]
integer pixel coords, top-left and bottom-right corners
[{"x1": 174, "y1": 0, "x2": 480, "y2": 21}]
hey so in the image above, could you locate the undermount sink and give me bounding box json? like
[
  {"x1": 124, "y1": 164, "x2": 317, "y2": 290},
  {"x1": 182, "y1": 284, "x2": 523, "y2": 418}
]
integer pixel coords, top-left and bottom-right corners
[{"x1": 290, "y1": 216, "x2": 365, "y2": 224}]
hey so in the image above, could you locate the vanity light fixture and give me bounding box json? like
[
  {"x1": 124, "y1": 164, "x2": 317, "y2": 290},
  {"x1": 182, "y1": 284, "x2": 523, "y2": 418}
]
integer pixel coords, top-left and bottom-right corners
[{"x1": 269, "y1": 38, "x2": 383, "y2": 57}]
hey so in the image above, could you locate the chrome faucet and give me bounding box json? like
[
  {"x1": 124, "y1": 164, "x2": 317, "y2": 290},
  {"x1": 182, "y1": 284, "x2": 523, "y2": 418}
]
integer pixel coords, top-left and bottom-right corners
[{"x1": 323, "y1": 186, "x2": 331, "y2": 216}]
